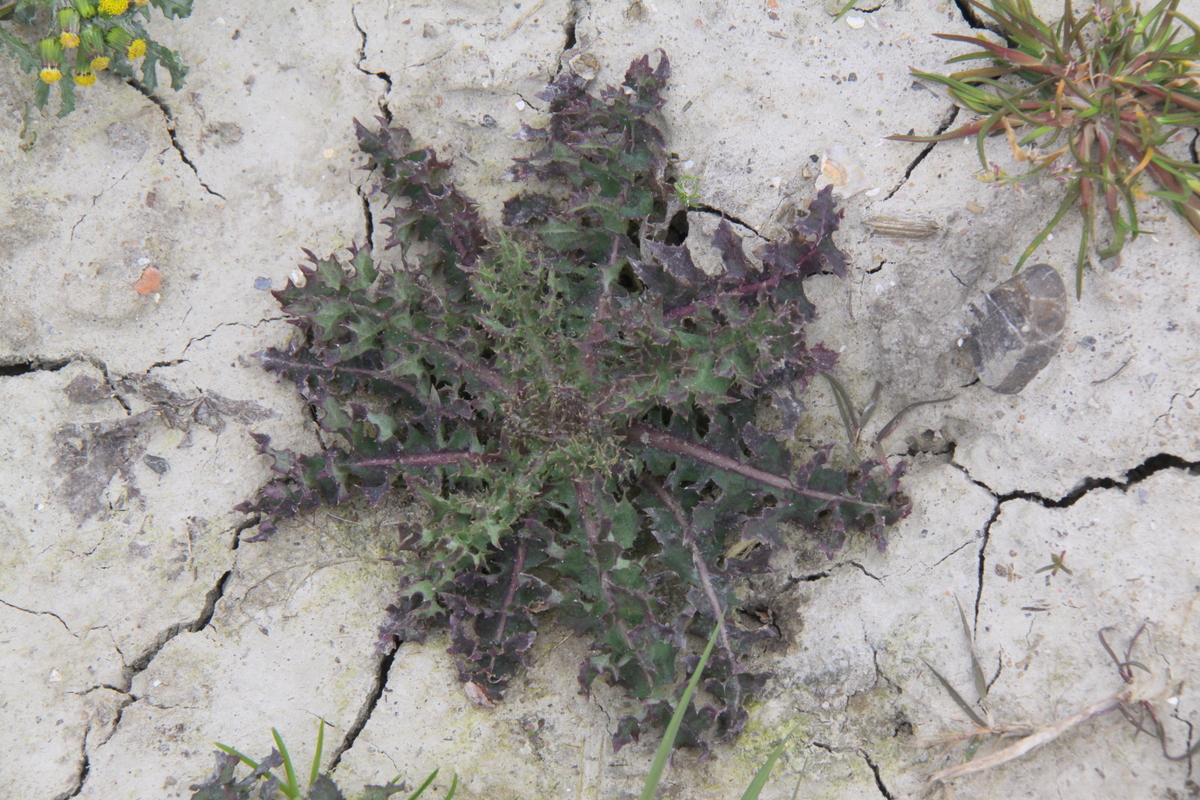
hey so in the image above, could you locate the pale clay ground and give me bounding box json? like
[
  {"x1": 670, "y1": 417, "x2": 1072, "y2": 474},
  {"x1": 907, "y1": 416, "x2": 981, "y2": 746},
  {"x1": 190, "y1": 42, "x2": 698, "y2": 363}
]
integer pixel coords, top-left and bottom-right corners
[{"x1": 1, "y1": 1, "x2": 1199, "y2": 799}]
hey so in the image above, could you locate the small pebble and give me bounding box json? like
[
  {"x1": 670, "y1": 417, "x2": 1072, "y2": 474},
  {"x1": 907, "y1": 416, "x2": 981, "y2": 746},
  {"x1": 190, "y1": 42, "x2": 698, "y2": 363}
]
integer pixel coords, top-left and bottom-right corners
[
  {"x1": 253, "y1": 277, "x2": 272, "y2": 291},
  {"x1": 144, "y1": 455, "x2": 170, "y2": 474},
  {"x1": 134, "y1": 267, "x2": 163, "y2": 296}
]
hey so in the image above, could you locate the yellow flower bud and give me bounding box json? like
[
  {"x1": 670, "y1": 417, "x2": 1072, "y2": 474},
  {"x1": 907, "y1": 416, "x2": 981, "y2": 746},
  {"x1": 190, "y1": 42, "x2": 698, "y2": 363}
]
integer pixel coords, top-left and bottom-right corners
[
  {"x1": 60, "y1": 32, "x2": 82, "y2": 49},
  {"x1": 91, "y1": 56, "x2": 111, "y2": 71},
  {"x1": 127, "y1": 38, "x2": 146, "y2": 59},
  {"x1": 74, "y1": 71, "x2": 97, "y2": 86},
  {"x1": 40, "y1": 68, "x2": 64, "y2": 83}
]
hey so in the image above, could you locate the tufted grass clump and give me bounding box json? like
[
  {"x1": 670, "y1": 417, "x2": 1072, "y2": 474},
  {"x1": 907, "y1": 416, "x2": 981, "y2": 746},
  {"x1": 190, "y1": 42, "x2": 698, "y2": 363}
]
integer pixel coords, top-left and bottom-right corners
[{"x1": 893, "y1": 0, "x2": 1200, "y2": 297}]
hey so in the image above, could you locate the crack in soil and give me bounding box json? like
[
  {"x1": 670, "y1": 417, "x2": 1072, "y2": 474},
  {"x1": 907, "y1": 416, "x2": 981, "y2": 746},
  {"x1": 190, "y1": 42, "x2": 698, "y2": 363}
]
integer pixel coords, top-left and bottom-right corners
[
  {"x1": 351, "y1": 4, "x2": 394, "y2": 123},
  {"x1": 687, "y1": 204, "x2": 764, "y2": 237},
  {"x1": 326, "y1": 644, "x2": 398, "y2": 771},
  {"x1": 883, "y1": 104, "x2": 959, "y2": 201},
  {"x1": 351, "y1": 4, "x2": 394, "y2": 254},
  {"x1": 860, "y1": 748, "x2": 896, "y2": 799},
  {"x1": 966, "y1": 452, "x2": 1200, "y2": 510},
  {"x1": 123, "y1": 570, "x2": 231, "y2": 682},
  {"x1": 69, "y1": 162, "x2": 140, "y2": 244},
  {"x1": 180, "y1": 317, "x2": 285, "y2": 358},
  {"x1": 67, "y1": 569, "x2": 234, "y2": 795},
  {"x1": 359, "y1": 185, "x2": 376, "y2": 252},
  {"x1": 952, "y1": 0, "x2": 991, "y2": 29},
  {"x1": 59, "y1": 734, "x2": 90, "y2": 800},
  {"x1": 849, "y1": 561, "x2": 883, "y2": 581},
  {"x1": 0, "y1": 597, "x2": 72, "y2": 631},
  {"x1": 0, "y1": 357, "x2": 71, "y2": 376},
  {"x1": 124, "y1": 77, "x2": 225, "y2": 200},
  {"x1": 957, "y1": 452, "x2": 1200, "y2": 624}
]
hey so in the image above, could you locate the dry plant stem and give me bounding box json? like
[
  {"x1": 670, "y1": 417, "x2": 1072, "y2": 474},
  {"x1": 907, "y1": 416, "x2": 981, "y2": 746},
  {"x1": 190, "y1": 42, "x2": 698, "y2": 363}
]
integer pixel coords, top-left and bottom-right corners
[
  {"x1": 913, "y1": 723, "x2": 1033, "y2": 749},
  {"x1": 928, "y1": 690, "x2": 1131, "y2": 783}
]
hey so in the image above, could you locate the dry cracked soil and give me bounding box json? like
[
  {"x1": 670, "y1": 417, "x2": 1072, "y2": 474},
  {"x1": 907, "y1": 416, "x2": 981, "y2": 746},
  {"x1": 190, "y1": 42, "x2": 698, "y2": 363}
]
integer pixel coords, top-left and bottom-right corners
[{"x1": 2, "y1": 1, "x2": 1199, "y2": 799}]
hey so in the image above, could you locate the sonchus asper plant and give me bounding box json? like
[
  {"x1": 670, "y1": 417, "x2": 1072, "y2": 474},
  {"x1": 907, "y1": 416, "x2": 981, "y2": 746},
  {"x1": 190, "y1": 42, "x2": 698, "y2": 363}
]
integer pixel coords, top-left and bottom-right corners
[
  {"x1": 238, "y1": 52, "x2": 909, "y2": 752},
  {"x1": 0, "y1": 0, "x2": 191, "y2": 117}
]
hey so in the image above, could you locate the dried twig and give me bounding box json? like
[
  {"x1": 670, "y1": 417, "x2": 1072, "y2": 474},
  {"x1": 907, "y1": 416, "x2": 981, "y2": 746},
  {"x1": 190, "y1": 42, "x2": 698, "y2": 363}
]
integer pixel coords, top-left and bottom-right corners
[{"x1": 929, "y1": 691, "x2": 1132, "y2": 783}]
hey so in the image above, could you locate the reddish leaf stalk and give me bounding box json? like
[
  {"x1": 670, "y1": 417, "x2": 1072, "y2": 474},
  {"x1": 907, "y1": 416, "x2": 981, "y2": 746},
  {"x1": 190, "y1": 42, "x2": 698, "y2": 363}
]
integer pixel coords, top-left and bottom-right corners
[{"x1": 624, "y1": 423, "x2": 886, "y2": 509}]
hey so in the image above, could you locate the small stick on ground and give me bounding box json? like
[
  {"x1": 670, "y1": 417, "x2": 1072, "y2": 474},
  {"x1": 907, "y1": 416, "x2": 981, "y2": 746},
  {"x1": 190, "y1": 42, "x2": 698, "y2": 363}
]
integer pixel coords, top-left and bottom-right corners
[{"x1": 927, "y1": 690, "x2": 1132, "y2": 784}]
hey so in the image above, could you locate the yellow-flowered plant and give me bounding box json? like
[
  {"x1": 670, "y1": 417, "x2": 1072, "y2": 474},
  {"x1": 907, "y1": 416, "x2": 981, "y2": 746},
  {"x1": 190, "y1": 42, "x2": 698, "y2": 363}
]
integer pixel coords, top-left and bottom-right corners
[{"x1": 0, "y1": 0, "x2": 192, "y2": 118}]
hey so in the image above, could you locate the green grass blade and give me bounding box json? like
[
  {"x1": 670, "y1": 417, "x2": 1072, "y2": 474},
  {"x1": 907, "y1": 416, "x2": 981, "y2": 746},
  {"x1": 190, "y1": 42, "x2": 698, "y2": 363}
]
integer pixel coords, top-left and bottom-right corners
[
  {"x1": 1075, "y1": 202, "x2": 1092, "y2": 298},
  {"x1": 922, "y1": 658, "x2": 989, "y2": 729},
  {"x1": 405, "y1": 769, "x2": 440, "y2": 799},
  {"x1": 640, "y1": 624, "x2": 722, "y2": 800},
  {"x1": 963, "y1": 733, "x2": 983, "y2": 762},
  {"x1": 1015, "y1": 180, "x2": 1081, "y2": 272},
  {"x1": 857, "y1": 380, "x2": 883, "y2": 432},
  {"x1": 214, "y1": 743, "x2": 261, "y2": 772},
  {"x1": 833, "y1": 0, "x2": 858, "y2": 22},
  {"x1": 739, "y1": 725, "x2": 799, "y2": 800},
  {"x1": 954, "y1": 595, "x2": 987, "y2": 703},
  {"x1": 310, "y1": 719, "x2": 326, "y2": 788},
  {"x1": 272, "y1": 728, "x2": 300, "y2": 798},
  {"x1": 820, "y1": 372, "x2": 859, "y2": 448},
  {"x1": 872, "y1": 396, "x2": 954, "y2": 446}
]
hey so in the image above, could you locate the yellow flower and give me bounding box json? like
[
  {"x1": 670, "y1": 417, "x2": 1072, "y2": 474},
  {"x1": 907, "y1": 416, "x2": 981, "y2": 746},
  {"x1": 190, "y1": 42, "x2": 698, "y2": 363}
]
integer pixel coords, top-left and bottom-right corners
[
  {"x1": 91, "y1": 55, "x2": 110, "y2": 70},
  {"x1": 127, "y1": 38, "x2": 146, "y2": 59},
  {"x1": 74, "y1": 71, "x2": 97, "y2": 86},
  {"x1": 60, "y1": 32, "x2": 82, "y2": 48},
  {"x1": 98, "y1": 0, "x2": 130, "y2": 15},
  {"x1": 40, "y1": 67, "x2": 64, "y2": 83}
]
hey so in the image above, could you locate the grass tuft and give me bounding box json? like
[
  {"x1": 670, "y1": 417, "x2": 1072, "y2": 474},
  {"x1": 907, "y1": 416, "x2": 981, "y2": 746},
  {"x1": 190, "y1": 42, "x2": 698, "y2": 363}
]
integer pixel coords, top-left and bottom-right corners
[{"x1": 892, "y1": 0, "x2": 1200, "y2": 296}]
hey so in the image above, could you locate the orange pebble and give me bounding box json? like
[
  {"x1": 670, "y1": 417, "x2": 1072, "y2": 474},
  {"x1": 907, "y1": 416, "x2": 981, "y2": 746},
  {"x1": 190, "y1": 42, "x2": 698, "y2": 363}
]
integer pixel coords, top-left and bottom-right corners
[{"x1": 134, "y1": 266, "x2": 163, "y2": 295}]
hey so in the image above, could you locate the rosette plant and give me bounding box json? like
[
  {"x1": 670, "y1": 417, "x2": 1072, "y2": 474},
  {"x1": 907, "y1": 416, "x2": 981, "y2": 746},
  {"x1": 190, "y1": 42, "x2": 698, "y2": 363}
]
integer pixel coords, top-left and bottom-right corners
[{"x1": 239, "y1": 53, "x2": 909, "y2": 751}]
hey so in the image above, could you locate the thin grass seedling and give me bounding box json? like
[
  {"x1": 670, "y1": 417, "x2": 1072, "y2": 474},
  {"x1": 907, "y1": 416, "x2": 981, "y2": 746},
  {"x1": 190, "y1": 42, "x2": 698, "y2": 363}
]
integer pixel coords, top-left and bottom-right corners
[
  {"x1": 639, "y1": 621, "x2": 800, "y2": 800},
  {"x1": 1035, "y1": 549, "x2": 1074, "y2": 579},
  {"x1": 820, "y1": 372, "x2": 954, "y2": 467},
  {"x1": 197, "y1": 718, "x2": 457, "y2": 800},
  {"x1": 891, "y1": 0, "x2": 1200, "y2": 296},
  {"x1": 214, "y1": 723, "x2": 323, "y2": 800}
]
